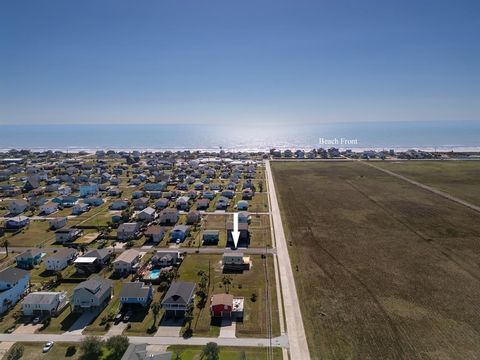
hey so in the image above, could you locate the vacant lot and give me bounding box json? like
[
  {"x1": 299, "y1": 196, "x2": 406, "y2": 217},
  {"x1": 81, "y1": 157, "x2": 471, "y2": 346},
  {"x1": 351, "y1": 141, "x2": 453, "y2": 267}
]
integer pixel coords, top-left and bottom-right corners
[
  {"x1": 167, "y1": 345, "x2": 282, "y2": 359},
  {"x1": 375, "y1": 160, "x2": 480, "y2": 207},
  {"x1": 272, "y1": 161, "x2": 480, "y2": 360}
]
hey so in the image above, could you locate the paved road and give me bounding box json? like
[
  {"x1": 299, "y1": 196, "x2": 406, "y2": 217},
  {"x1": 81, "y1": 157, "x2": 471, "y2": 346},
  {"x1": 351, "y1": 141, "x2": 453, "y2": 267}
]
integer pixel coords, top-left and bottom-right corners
[
  {"x1": 0, "y1": 333, "x2": 289, "y2": 348},
  {"x1": 365, "y1": 162, "x2": 480, "y2": 214},
  {"x1": 265, "y1": 160, "x2": 311, "y2": 360},
  {"x1": 5, "y1": 246, "x2": 276, "y2": 256}
]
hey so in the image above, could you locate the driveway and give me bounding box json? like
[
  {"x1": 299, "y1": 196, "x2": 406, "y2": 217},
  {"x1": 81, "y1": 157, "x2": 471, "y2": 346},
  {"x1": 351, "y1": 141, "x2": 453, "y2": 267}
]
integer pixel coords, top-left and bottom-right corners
[
  {"x1": 155, "y1": 317, "x2": 183, "y2": 337},
  {"x1": 65, "y1": 310, "x2": 99, "y2": 335},
  {"x1": 219, "y1": 319, "x2": 236, "y2": 338},
  {"x1": 106, "y1": 321, "x2": 128, "y2": 336}
]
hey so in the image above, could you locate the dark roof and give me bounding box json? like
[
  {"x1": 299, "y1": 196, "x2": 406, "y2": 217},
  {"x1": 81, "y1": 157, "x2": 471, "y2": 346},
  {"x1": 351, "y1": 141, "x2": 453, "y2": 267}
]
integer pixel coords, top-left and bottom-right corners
[
  {"x1": 75, "y1": 276, "x2": 111, "y2": 296},
  {"x1": 120, "y1": 282, "x2": 150, "y2": 298},
  {"x1": 84, "y1": 248, "x2": 112, "y2": 260},
  {"x1": 48, "y1": 248, "x2": 77, "y2": 260},
  {"x1": 162, "y1": 281, "x2": 195, "y2": 306},
  {"x1": 0, "y1": 267, "x2": 29, "y2": 283}
]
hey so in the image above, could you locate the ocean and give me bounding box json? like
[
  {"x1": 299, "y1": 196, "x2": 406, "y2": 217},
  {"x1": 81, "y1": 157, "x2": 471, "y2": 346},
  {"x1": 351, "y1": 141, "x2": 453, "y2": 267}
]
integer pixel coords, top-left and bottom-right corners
[{"x1": 1, "y1": 121, "x2": 479, "y2": 152}]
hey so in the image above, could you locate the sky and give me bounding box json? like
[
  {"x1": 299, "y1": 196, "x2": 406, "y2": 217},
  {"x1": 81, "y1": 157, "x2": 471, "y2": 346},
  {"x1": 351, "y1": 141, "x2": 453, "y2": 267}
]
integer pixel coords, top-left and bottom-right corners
[{"x1": 0, "y1": 0, "x2": 479, "y2": 125}]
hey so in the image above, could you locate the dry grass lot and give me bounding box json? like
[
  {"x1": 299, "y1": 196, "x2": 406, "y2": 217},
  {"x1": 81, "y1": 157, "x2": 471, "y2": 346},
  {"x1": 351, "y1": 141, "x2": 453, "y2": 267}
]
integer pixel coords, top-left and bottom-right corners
[
  {"x1": 272, "y1": 161, "x2": 480, "y2": 360},
  {"x1": 375, "y1": 160, "x2": 480, "y2": 207}
]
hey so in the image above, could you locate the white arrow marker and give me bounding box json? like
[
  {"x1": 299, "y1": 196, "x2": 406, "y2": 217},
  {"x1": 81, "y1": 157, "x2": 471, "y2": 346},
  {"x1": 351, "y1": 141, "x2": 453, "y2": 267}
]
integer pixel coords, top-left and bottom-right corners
[{"x1": 231, "y1": 212, "x2": 240, "y2": 249}]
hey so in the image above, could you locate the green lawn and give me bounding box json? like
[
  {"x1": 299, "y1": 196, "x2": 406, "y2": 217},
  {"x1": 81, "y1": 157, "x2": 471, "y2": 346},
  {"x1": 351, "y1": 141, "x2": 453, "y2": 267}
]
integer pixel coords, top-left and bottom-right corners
[
  {"x1": 5, "y1": 221, "x2": 54, "y2": 247},
  {"x1": 167, "y1": 345, "x2": 283, "y2": 360},
  {"x1": 5, "y1": 342, "x2": 81, "y2": 360}
]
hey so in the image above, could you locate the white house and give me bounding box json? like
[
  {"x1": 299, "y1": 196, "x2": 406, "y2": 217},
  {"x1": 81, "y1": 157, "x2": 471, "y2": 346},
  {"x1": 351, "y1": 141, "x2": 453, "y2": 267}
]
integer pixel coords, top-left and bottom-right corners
[
  {"x1": 40, "y1": 202, "x2": 59, "y2": 215},
  {"x1": 113, "y1": 249, "x2": 141, "y2": 275},
  {"x1": 22, "y1": 291, "x2": 68, "y2": 317},
  {"x1": 45, "y1": 248, "x2": 78, "y2": 271},
  {"x1": 80, "y1": 183, "x2": 98, "y2": 197},
  {"x1": 137, "y1": 207, "x2": 156, "y2": 222},
  {"x1": 49, "y1": 217, "x2": 67, "y2": 230},
  {"x1": 0, "y1": 267, "x2": 30, "y2": 314}
]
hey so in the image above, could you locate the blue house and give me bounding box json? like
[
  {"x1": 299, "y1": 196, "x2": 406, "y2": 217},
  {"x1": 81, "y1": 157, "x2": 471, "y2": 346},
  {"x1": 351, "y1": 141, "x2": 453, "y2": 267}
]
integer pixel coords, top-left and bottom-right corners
[
  {"x1": 237, "y1": 200, "x2": 249, "y2": 211},
  {"x1": 6, "y1": 216, "x2": 30, "y2": 229},
  {"x1": 84, "y1": 197, "x2": 104, "y2": 206},
  {"x1": 16, "y1": 249, "x2": 43, "y2": 269},
  {"x1": 80, "y1": 184, "x2": 98, "y2": 198},
  {"x1": 0, "y1": 268, "x2": 29, "y2": 314},
  {"x1": 170, "y1": 225, "x2": 190, "y2": 243},
  {"x1": 120, "y1": 282, "x2": 153, "y2": 308},
  {"x1": 144, "y1": 182, "x2": 167, "y2": 192}
]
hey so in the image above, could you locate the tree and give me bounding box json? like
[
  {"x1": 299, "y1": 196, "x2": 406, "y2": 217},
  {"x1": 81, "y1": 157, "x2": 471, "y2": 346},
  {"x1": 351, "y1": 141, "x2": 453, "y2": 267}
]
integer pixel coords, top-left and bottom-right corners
[
  {"x1": 201, "y1": 342, "x2": 219, "y2": 360},
  {"x1": 105, "y1": 335, "x2": 129, "y2": 360},
  {"x1": 5, "y1": 344, "x2": 24, "y2": 360},
  {"x1": 222, "y1": 275, "x2": 232, "y2": 293},
  {"x1": 185, "y1": 303, "x2": 194, "y2": 330},
  {"x1": 80, "y1": 336, "x2": 103, "y2": 360},
  {"x1": 152, "y1": 302, "x2": 160, "y2": 326},
  {"x1": 0, "y1": 238, "x2": 9, "y2": 257}
]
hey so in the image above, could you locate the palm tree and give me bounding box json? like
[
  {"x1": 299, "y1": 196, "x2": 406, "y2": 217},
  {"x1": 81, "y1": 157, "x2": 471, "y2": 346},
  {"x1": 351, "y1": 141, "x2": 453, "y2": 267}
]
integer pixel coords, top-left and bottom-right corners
[
  {"x1": 152, "y1": 302, "x2": 160, "y2": 326},
  {"x1": 0, "y1": 238, "x2": 9, "y2": 257},
  {"x1": 222, "y1": 275, "x2": 232, "y2": 294}
]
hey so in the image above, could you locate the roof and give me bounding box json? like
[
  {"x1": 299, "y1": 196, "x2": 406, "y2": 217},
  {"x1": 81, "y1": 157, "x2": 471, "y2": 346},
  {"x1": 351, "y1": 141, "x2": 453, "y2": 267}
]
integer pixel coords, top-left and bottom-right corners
[
  {"x1": 75, "y1": 276, "x2": 111, "y2": 295},
  {"x1": 121, "y1": 344, "x2": 172, "y2": 360},
  {"x1": 162, "y1": 281, "x2": 196, "y2": 306},
  {"x1": 0, "y1": 267, "x2": 29, "y2": 283},
  {"x1": 23, "y1": 291, "x2": 64, "y2": 305},
  {"x1": 203, "y1": 230, "x2": 219, "y2": 236},
  {"x1": 47, "y1": 248, "x2": 77, "y2": 260},
  {"x1": 114, "y1": 249, "x2": 140, "y2": 264},
  {"x1": 74, "y1": 257, "x2": 97, "y2": 264},
  {"x1": 120, "y1": 282, "x2": 151, "y2": 298},
  {"x1": 172, "y1": 225, "x2": 189, "y2": 232},
  {"x1": 144, "y1": 225, "x2": 164, "y2": 235},
  {"x1": 211, "y1": 293, "x2": 233, "y2": 307},
  {"x1": 118, "y1": 222, "x2": 140, "y2": 232},
  {"x1": 16, "y1": 248, "x2": 42, "y2": 259},
  {"x1": 84, "y1": 248, "x2": 112, "y2": 259}
]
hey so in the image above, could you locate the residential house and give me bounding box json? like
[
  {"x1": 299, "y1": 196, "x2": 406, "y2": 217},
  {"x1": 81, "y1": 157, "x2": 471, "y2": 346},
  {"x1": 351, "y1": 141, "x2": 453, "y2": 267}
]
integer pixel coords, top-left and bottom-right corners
[
  {"x1": 71, "y1": 276, "x2": 112, "y2": 312},
  {"x1": 133, "y1": 197, "x2": 149, "y2": 211},
  {"x1": 159, "y1": 208, "x2": 179, "y2": 225},
  {"x1": 121, "y1": 344, "x2": 172, "y2": 360},
  {"x1": 175, "y1": 196, "x2": 190, "y2": 211},
  {"x1": 196, "y1": 198, "x2": 210, "y2": 210},
  {"x1": 137, "y1": 207, "x2": 156, "y2": 222},
  {"x1": 49, "y1": 217, "x2": 67, "y2": 230},
  {"x1": 5, "y1": 216, "x2": 30, "y2": 229},
  {"x1": 151, "y1": 250, "x2": 180, "y2": 268},
  {"x1": 84, "y1": 197, "x2": 104, "y2": 206},
  {"x1": 236, "y1": 200, "x2": 249, "y2": 211},
  {"x1": 55, "y1": 228, "x2": 83, "y2": 244},
  {"x1": 40, "y1": 202, "x2": 58, "y2": 215},
  {"x1": 22, "y1": 291, "x2": 68, "y2": 317},
  {"x1": 72, "y1": 202, "x2": 90, "y2": 215},
  {"x1": 223, "y1": 252, "x2": 251, "y2": 271},
  {"x1": 8, "y1": 199, "x2": 28, "y2": 215},
  {"x1": 74, "y1": 249, "x2": 112, "y2": 275},
  {"x1": 227, "y1": 221, "x2": 249, "y2": 247},
  {"x1": 113, "y1": 249, "x2": 141, "y2": 275},
  {"x1": 186, "y1": 210, "x2": 200, "y2": 224},
  {"x1": 216, "y1": 196, "x2": 230, "y2": 210},
  {"x1": 79, "y1": 183, "x2": 98, "y2": 197},
  {"x1": 210, "y1": 293, "x2": 244, "y2": 320},
  {"x1": 117, "y1": 222, "x2": 141, "y2": 241},
  {"x1": 170, "y1": 225, "x2": 190, "y2": 243},
  {"x1": 221, "y1": 190, "x2": 235, "y2": 199},
  {"x1": 23, "y1": 177, "x2": 40, "y2": 192},
  {"x1": 120, "y1": 282, "x2": 153, "y2": 308},
  {"x1": 242, "y1": 188, "x2": 254, "y2": 200},
  {"x1": 238, "y1": 211, "x2": 251, "y2": 224},
  {"x1": 16, "y1": 249, "x2": 43, "y2": 269},
  {"x1": 110, "y1": 200, "x2": 129, "y2": 210},
  {"x1": 144, "y1": 225, "x2": 165, "y2": 244},
  {"x1": 161, "y1": 281, "x2": 196, "y2": 317},
  {"x1": 202, "y1": 190, "x2": 215, "y2": 200},
  {"x1": 144, "y1": 182, "x2": 166, "y2": 192},
  {"x1": 154, "y1": 198, "x2": 169, "y2": 210},
  {"x1": 45, "y1": 248, "x2": 78, "y2": 271},
  {"x1": 0, "y1": 267, "x2": 29, "y2": 314},
  {"x1": 202, "y1": 230, "x2": 220, "y2": 245}
]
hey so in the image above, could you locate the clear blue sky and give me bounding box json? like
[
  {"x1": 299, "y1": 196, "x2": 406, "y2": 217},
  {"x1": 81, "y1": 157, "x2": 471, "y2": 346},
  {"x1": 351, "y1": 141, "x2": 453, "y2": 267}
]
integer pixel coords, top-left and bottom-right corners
[{"x1": 1, "y1": 0, "x2": 479, "y2": 124}]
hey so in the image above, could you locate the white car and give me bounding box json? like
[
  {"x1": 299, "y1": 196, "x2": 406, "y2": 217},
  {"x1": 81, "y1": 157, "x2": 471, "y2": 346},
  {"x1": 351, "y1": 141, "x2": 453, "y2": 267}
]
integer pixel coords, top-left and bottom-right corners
[{"x1": 43, "y1": 341, "x2": 54, "y2": 353}]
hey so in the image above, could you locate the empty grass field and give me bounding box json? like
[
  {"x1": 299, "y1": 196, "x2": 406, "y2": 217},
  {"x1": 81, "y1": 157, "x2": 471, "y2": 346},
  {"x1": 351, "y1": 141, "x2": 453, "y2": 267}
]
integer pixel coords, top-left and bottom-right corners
[
  {"x1": 375, "y1": 160, "x2": 480, "y2": 207},
  {"x1": 272, "y1": 161, "x2": 480, "y2": 360}
]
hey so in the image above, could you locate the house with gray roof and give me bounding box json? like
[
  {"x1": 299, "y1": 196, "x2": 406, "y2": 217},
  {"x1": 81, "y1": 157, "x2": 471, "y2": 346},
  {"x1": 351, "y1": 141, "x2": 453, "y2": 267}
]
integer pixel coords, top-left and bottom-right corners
[
  {"x1": 161, "y1": 281, "x2": 196, "y2": 317},
  {"x1": 113, "y1": 249, "x2": 141, "y2": 275},
  {"x1": 0, "y1": 267, "x2": 29, "y2": 314},
  {"x1": 120, "y1": 282, "x2": 153, "y2": 308},
  {"x1": 121, "y1": 344, "x2": 172, "y2": 360},
  {"x1": 72, "y1": 276, "x2": 112, "y2": 312},
  {"x1": 22, "y1": 291, "x2": 68, "y2": 317}
]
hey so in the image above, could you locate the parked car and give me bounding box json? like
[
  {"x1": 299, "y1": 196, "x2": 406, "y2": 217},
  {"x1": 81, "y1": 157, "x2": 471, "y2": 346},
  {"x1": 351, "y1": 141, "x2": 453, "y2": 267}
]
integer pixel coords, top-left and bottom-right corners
[
  {"x1": 43, "y1": 341, "x2": 54, "y2": 352},
  {"x1": 32, "y1": 317, "x2": 41, "y2": 325}
]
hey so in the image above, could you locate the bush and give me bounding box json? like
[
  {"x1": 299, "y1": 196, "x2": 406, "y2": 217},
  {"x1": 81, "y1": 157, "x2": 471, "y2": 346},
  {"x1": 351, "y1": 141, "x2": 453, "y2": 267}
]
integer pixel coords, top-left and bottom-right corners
[
  {"x1": 6, "y1": 344, "x2": 24, "y2": 360},
  {"x1": 251, "y1": 293, "x2": 257, "y2": 302},
  {"x1": 66, "y1": 345, "x2": 77, "y2": 357},
  {"x1": 105, "y1": 335, "x2": 129, "y2": 360},
  {"x1": 80, "y1": 336, "x2": 103, "y2": 360}
]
